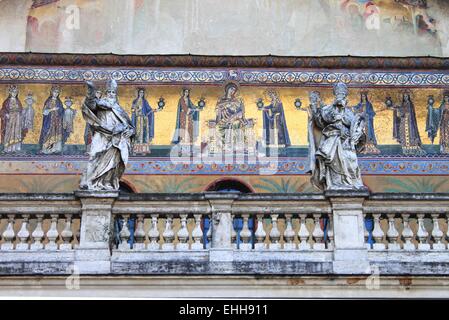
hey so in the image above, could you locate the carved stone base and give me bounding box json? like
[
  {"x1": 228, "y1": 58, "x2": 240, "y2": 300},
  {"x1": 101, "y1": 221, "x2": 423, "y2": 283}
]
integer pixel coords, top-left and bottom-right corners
[
  {"x1": 73, "y1": 190, "x2": 119, "y2": 274},
  {"x1": 327, "y1": 191, "x2": 370, "y2": 274}
]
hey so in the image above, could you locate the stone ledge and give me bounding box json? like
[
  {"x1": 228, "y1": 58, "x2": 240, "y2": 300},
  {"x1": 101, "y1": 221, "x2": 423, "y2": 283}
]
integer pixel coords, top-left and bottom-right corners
[
  {"x1": 0, "y1": 193, "x2": 76, "y2": 201},
  {"x1": 74, "y1": 190, "x2": 119, "y2": 198},
  {"x1": 111, "y1": 261, "x2": 334, "y2": 275},
  {"x1": 325, "y1": 190, "x2": 370, "y2": 198},
  {"x1": 1, "y1": 275, "x2": 449, "y2": 298},
  {"x1": 369, "y1": 193, "x2": 449, "y2": 201}
]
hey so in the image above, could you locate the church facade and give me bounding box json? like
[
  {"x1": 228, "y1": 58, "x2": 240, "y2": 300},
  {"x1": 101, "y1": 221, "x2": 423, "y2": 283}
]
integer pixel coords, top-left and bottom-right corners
[{"x1": 0, "y1": 0, "x2": 448, "y2": 298}]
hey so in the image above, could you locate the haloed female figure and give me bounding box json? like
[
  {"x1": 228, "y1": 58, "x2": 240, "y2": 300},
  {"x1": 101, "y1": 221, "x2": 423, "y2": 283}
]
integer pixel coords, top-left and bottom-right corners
[
  {"x1": 261, "y1": 90, "x2": 291, "y2": 147},
  {"x1": 393, "y1": 92, "x2": 426, "y2": 156},
  {"x1": 0, "y1": 85, "x2": 26, "y2": 153},
  {"x1": 131, "y1": 88, "x2": 156, "y2": 144},
  {"x1": 39, "y1": 86, "x2": 68, "y2": 154},
  {"x1": 353, "y1": 92, "x2": 380, "y2": 154}
]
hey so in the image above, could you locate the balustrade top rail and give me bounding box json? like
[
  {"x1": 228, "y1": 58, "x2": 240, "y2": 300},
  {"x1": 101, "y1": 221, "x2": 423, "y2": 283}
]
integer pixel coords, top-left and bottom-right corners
[{"x1": 0, "y1": 191, "x2": 448, "y2": 203}]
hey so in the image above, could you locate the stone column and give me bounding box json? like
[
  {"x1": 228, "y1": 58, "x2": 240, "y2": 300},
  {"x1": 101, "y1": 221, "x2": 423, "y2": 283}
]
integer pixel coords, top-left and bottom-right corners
[
  {"x1": 205, "y1": 192, "x2": 239, "y2": 262},
  {"x1": 74, "y1": 190, "x2": 119, "y2": 274},
  {"x1": 326, "y1": 190, "x2": 370, "y2": 274}
]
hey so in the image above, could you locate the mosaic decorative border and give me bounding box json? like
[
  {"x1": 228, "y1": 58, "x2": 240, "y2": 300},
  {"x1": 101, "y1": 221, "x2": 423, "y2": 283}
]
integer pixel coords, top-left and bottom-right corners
[
  {"x1": 0, "y1": 53, "x2": 448, "y2": 69},
  {"x1": 0, "y1": 158, "x2": 448, "y2": 175},
  {"x1": 0, "y1": 67, "x2": 448, "y2": 87}
]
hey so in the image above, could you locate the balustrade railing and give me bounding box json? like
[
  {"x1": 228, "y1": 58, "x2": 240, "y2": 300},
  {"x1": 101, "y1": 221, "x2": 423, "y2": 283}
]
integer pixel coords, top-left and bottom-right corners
[
  {"x1": 0, "y1": 192, "x2": 448, "y2": 275},
  {"x1": 0, "y1": 213, "x2": 80, "y2": 251},
  {"x1": 0, "y1": 195, "x2": 81, "y2": 252},
  {"x1": 230, "y1": 213, "x2": 333, "y2": 251},
  {"x1": 112, "y1": 213, "x2": 211, "y2": 251},
  {"x1": 364, "y1": 212, "x2": 449, "y2": 251},
  {"x1": 363, "y1": 194, "x2": 449, "y2": 252}
]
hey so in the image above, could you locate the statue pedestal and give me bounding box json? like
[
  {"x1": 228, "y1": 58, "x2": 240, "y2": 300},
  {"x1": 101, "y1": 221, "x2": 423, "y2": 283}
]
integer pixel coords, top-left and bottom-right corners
[
  {"x1": 205, "y1": 193, "x2": 238, "y2": 262},
  {"x1": 326, "y1": 190, "x2": 371, "y2": 274},
  {"x1": 74, "y1": 190, "x2": 119, "y2": 274}
]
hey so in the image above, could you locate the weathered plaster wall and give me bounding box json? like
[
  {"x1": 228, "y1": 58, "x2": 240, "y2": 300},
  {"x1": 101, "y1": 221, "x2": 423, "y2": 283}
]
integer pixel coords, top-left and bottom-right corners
[{"x1": 0, "y1": 0, "x2": 448, "y2": 57}]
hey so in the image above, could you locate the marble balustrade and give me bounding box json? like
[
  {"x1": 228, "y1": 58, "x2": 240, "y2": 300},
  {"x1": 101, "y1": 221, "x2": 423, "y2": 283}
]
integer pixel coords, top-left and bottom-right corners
[{"x1": 0, "y1": 192, "x2": 448, "y2": 275}]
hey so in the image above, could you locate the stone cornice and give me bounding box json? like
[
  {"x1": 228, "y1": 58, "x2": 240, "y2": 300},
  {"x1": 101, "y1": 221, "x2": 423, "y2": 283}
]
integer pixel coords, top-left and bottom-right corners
[{"x1": 0, "y1": 53, "x2": 448, "y2": 69}]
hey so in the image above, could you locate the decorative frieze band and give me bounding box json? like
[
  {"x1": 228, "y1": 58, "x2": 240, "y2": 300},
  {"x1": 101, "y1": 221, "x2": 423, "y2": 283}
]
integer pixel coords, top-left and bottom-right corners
[
  {"x1": 0, "y1": 67, "x2": 448, "y2": 87},
  {"x1": 0, "y1": 158, "x2": 447, "y2": 175}
]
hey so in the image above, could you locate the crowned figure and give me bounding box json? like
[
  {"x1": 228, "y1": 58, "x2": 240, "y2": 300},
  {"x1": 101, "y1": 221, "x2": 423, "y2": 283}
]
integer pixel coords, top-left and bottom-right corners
[
  {"x1": 0, "y1": 85, "x2": 27, "y2": 153},
  {"x1": 39, "y1": 85, "x2": 69, "y2": 154},
  {"x1": 131, "y1": 88, "x2": 163, "y2": 154},
  {"x1": 209, "y1": 82, "x2": 255, "y2": 153},
  {"x1": 387, "y1": 90, "x2": 426, "y2": 156},
  {"x1": 258, "y1": 89, "x2": 291, "y2": 147},
  {"x1": 80, "y1": 80, "x2": 134, "y2": 191},
  {"x1": 308, "y1": 83, "x2": 367, "y2": 191}
]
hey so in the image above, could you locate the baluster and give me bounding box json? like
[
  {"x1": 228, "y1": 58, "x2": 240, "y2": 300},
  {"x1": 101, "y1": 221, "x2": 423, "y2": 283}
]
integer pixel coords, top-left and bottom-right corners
[
  {"x1": 133, "y1": 214, "x2": 146, "y2": 250},
  {"x1": 431, "y1": 213, "x2": 445, "y2": 250},
  {"x1": 269, "y1": 214, "x2": 281, "y2": 250},
  {"x1": 417, "y1": 213, "x2": 430, "y2": 251},
  {"x1": 191, "y1": 214, "x2": 203, "y2": 250},
  {"x1": 16, "y1": 214, "x2": 30, "y2": 250},
  {"x1": 240, "y1": 214, "x2": 252, "y2": 251},
  {"x1": 30, "y1": 214, "x2": 44, "y2": 250},
  {"x1": 364, "y1": 214, "x2": 374, "y2": 250},
  {"x1": 386, "y1": 213, "x2": 400, "y2": 250},
  {"x1": 1, "y1": 214, "x2": 16, "y2": 250},
  {"x1": 162, "y1": 217, "x2": 175, "y2": 250},
  {"x1": 206, "y1": 215, "x2": 212, "y2": 249},
  {"x1": 231, "y1": 217, "x2": 238, "y2": 249},
  {"x1": 401, "y1": 213, "x2": 416, "y2": 251},
  {"x1": 45, "y1": 214, "x2": 59, "y2": 250},
  {"x1": 298, "y1": 213, "x2": 311, "y2": 250},
  {"x1": 254, "y1": 213, "x2": 267, "y2": 250},
  {"x1": 176, "y1": 214, "x2": 190, "y2": 250},
  {"x1": 444, "y1": 213, "x2": 449, "y2": 246},
  {"x1": 327, "y1": 214, "x2": 334, "y2": 250},
  {"x1": 372, "y1": 214, "x2": 386, "y2": 250},
  {"x1": 118, "y1": 215, "x2": 131, "y2": 250},
  {"x1": 147, "y1": 214, "x2": 160, "y2": 250},
  {"x1": 283, "y1": 214, "x2": 296, "y2": 250},
  {"x1": 364, "y1": 221, "x2": 369, "y2": 249},
  {"x1": 60, "y1": 214, "x2": 73, "y2": 250},
  {"x1": 312, "y1": 213, "x2": 325, "y2": 250}
]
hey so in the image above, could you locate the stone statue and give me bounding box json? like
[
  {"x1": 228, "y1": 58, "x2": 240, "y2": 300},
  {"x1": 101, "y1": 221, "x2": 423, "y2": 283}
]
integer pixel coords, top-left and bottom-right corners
[
  {"x1": 308, "y1": 83, "x2": 367, "y2": 191},
  {"x1": 84, "y1": 89, "x2": 102, "y2": 154},
  {"x1": 80, "y1": 80, "x2": 134, "y2": 191}
]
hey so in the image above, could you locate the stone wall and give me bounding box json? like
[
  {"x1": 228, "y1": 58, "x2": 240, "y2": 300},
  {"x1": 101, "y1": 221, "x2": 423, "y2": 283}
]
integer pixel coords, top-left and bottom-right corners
[{"x1": 0, "y1": 0, "x2": 448, "y2": 57}]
